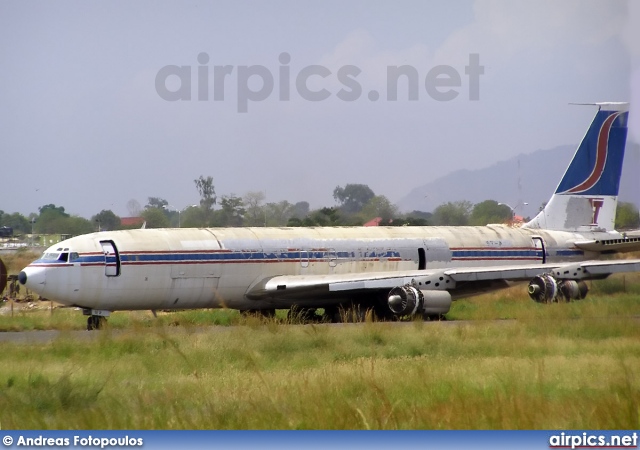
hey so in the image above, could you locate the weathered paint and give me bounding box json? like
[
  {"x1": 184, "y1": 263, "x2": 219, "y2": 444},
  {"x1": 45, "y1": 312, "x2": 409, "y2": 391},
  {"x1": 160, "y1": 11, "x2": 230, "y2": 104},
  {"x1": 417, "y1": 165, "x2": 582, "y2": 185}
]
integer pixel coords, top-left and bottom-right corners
[{"x1": 20, "y1": 224, "x2": 611, "y2": 311}]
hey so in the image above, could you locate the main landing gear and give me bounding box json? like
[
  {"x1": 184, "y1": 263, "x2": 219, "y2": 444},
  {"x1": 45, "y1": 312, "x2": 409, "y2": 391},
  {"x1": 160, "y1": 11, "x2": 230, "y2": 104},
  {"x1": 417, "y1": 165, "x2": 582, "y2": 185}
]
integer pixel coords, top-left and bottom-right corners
[
  {"x1": 83, "y1": 309, "x2": 111, "y2": 330},
  {"x1": 240, "y1": 309, "x2": 276, "y2": 319}
]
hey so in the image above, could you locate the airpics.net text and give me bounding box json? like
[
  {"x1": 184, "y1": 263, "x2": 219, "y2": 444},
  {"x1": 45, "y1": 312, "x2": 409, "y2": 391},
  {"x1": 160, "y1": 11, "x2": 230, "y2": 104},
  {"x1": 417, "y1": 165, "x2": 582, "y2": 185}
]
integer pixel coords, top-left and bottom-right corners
[{"x1": 155, "y1": 52, "x2": 484, "y2": 112}]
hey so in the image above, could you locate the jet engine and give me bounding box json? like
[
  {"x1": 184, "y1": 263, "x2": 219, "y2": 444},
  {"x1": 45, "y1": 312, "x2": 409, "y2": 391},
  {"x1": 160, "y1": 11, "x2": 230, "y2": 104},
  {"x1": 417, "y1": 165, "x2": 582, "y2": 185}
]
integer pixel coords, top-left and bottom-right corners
[
  {"x1": 387, "y1": 285, "x2": 452, "y2": 317},
  {"x1": 527, "y1": 274, "x2": 588, "y2": 303},
  {"x1": 387, "y1": 285, "x2": 422, "y2": 315},
  {"x1": 558, "y1": 280, "x2": 589, "y2": 301}
]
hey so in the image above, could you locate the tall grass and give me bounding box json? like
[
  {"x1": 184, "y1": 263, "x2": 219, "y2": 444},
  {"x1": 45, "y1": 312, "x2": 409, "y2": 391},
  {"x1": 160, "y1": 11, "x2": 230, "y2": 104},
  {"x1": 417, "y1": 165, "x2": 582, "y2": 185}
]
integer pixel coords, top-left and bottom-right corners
[
  {"x1": 448, "y1": 273, "x2": 640, "y2": 321},
  {"x1": 0, "y1": 312, "x2": 638, "y2": 429},
  {"x1": 1, "y1": 249, "x2": 39, "y2": 274},
  {"x1": 2, "y1": 274, "x2": 639, "y2": 331}
]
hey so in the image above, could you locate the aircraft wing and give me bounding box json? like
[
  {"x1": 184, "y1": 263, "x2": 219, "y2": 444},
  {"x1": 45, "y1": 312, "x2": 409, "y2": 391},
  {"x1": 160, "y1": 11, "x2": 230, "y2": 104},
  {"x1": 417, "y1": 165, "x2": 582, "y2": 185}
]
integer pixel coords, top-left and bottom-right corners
[
  {"x1": 246, "y1": 259, "x2": 640, "y2": 302},
  {"x1": 443, "y1": 259, "x2": 640, "y2": 281}
]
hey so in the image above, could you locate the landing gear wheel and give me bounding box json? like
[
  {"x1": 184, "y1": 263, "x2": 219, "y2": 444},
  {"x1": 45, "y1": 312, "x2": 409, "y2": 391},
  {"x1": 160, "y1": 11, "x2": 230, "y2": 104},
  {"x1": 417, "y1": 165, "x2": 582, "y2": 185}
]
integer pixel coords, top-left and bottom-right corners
[
  {"x1": 373, "y1": 303, "x2": 396, "y2": 322},
  {"x1": 322, "y1": 306, "x2": 341, "y2": 323},
  {"x1": 422, "y1": 313, "x2": 446, "y2": 321},
  {"x1": 87, "y1": 315, "x2": 106, "y2": 331},
  {"x1": 241, "y1": 309, "x2": 276, "y2": 319},
  {"x1": 260, "y1": 309, "x2": 276, "y2": 318}
]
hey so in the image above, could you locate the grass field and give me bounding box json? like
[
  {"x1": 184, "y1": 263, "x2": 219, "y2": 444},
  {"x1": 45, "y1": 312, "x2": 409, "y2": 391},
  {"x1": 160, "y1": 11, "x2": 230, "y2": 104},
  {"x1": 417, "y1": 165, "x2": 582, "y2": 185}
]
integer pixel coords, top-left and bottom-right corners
[
  {"x1": 1, "y1": 284, "x2": 639, "y2": 429},
  {"x1": 1, "y1": 252, "x2": 639, "y2": 429}
]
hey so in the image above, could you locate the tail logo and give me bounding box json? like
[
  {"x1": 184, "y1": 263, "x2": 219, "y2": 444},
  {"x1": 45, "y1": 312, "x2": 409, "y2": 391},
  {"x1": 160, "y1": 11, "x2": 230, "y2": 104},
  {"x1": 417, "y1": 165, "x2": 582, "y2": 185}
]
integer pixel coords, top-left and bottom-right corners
[
  {"x1": 588, "y1": 197, "x2": 604, "y2": 225},
  {"x1": 562, "y1": 112, "x2": 621, "y2": 194}
]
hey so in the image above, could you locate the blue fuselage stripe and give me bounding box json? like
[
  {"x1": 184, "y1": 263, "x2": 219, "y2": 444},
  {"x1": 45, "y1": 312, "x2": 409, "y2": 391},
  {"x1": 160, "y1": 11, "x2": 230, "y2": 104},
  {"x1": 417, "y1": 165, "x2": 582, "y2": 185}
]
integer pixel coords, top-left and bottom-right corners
[{"x1": 30, "y1": 248, "x2": 584, "y2": 266}]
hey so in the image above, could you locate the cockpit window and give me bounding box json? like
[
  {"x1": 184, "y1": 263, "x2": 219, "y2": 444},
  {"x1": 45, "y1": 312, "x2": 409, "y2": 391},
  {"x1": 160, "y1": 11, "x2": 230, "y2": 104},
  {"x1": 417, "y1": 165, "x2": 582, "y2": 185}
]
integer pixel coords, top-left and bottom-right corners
[
  {"x1": 41, "y1": 252, "x2": 73, "y2": 262},
  {"x1": 70, "y1": 252, "x2": 79, "y2": 261}
]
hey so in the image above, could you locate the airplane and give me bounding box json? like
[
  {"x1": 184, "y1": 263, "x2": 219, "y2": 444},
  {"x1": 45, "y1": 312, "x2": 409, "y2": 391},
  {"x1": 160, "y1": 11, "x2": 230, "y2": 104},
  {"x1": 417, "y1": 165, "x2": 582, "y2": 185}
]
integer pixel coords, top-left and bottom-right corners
[{"x1": 17, "y1": 102, "x2": 640, "y2": 330}]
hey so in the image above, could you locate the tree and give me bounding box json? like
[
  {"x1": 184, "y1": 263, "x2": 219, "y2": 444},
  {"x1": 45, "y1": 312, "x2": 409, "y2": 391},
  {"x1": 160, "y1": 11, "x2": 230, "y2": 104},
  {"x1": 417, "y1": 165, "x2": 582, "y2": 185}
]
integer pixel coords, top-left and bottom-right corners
[
  {"x1": 615, "y1": 202, "x2": 640, "y2": 229},
  {"x1": 359, "y1": 195, "x2": 398, "y2": 225},
  {"x1": 219, "y1": 195, "x2": 245, "y2": 227},
  {"x1": 291, "y1": 207, "x2": 342, "y2": 226},
  {"x1": 313, "y1": 207, "x2": 342, "y2": 226},
  {"x1": 286, "y1": 217, "x2": 303, "y2": 227},
  {"x1": 126, "y1": 199, "x2": 142, "y2": 217},
  {"x1": 194, "y1": 175, "x2": 216, "y2": 226},
  {"x1": 92, "y1": 210, "x2": 121, "y2": 231},
  {"x1": 390, "y1": 216, "x2": 430, "y2": 226},
  {"x1": 388, "y1": 210, "x2": 432, "y2": 226},
  {"x1": 62, "y1": 216, "x2": 94, "y2": 235},
  {"x1": 291, "y1": 201, "x2": 310, "y2": 219},
  {"x1": 407, "y1": 210, "x2": 432, "y2": 224},
  {"x1": 470, "y1": 200, "x2": 512, "y2": 226},
  {"x1": 264, "y1": 200, "x2": 294, "y2": 226},
  {"x1": 181, "y1": 206, "x2": 206, "y2": 228},
  {"x1": 432, "y1": 201, "x2": 473, "y2": 226},
  {"x1": 0, "y1": 211, "x2": 31, "y2": 234},
  {"x1": 243, "y1": 191, "x2": 266, "y2": 226},
  {"x1": 146, "y1": 197, "x2": 168, "y2": 210},
  {"x1": 333, "y1": 184, "x2": 375, "y2": 214},
  {"x1": 162, "y1": 208, "x2": 180, "y2": 227},
  {"x1": 34, "y1": 204, "x2": 93, "y2": 235},
  {"x1": 140, "y1": 208, "x2": 170, "y2": 228},
  {"x1": 35, "y1": 204, "x2": 70, "y2": 234},
  {"x1": 39, "y1": 204, "x2": 69, "y2": 217}
]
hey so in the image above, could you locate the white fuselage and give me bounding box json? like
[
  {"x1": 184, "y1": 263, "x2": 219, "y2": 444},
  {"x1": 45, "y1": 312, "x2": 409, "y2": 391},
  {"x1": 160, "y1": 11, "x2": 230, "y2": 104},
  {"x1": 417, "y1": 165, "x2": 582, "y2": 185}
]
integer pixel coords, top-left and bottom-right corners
[{"x1": 21, "y1": 225, "x2": 606, "y2": 311}]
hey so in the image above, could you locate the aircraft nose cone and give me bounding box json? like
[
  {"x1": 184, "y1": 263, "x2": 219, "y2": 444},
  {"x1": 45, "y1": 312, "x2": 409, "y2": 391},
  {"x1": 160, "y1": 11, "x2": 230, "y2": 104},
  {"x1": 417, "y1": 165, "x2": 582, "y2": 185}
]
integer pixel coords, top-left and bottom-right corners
[{"x1": 19, "y1": 266, "x2": 46, "y2": 294}]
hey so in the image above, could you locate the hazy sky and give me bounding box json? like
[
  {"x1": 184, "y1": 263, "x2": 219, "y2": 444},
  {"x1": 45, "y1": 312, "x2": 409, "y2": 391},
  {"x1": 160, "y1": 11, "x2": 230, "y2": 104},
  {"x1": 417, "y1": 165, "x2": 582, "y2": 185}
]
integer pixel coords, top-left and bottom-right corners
[{"x1": 1, "y1": 0, "x2": 638, "y2": 218}]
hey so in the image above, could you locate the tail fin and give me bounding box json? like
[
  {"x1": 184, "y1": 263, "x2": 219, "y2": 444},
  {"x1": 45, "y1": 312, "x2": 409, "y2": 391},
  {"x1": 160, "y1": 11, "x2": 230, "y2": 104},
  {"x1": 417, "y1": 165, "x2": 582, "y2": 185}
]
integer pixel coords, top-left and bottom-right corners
[{"x1": 523, "y1": 102, "x2": 629, "y2": 232}]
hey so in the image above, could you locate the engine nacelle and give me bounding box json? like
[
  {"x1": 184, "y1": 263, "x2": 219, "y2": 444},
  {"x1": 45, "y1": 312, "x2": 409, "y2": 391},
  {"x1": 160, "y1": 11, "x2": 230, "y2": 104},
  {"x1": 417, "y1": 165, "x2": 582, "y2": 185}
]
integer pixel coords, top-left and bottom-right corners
[
  {"x1": 528, "y1": 274, "x2": 589, "y2": 303},
  {"x1": 421, "y1": 290, "x2": 453, "y2": 315},
  {"x1": 387, "y1": 286, "x2": 452, "y2": 316},
  {"x1": 558, "y1": 280, "x2": 589, "y2": 301}
]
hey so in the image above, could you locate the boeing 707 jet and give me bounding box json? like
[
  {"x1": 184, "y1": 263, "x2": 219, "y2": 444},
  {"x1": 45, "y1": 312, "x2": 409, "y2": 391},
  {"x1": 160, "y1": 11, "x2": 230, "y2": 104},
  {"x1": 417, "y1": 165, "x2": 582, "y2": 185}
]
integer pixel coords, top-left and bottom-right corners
[{"x1": 18, "y1": 102, "x2": 640, "y2": 329}]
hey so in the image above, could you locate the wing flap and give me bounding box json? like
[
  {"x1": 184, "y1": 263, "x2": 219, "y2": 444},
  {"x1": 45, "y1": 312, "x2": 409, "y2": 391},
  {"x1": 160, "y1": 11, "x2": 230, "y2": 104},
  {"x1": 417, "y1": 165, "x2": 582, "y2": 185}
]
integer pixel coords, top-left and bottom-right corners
[
  {"x1": 448, "y1": 259, "x2": 640, "y2": 282},
  {"x1": 246, "y1": 269, "x2": 441, "y2": 300},
  {"x1": 578, "y1": 259, "x2": 640, "y2": 275},
  {"x1": 445, "y1": 263, "x2": 564, "y2": 282}
]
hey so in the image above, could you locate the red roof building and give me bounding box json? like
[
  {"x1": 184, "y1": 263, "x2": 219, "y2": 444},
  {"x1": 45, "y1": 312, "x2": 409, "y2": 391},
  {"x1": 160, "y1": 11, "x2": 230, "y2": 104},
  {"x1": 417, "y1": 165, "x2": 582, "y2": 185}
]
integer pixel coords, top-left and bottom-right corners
[
  {"x1": 120, "y1": 217, "x2": 144, "y2": 227},
  {"x1": 363, "y1": 217, "x2": 383, "y2": 227}
]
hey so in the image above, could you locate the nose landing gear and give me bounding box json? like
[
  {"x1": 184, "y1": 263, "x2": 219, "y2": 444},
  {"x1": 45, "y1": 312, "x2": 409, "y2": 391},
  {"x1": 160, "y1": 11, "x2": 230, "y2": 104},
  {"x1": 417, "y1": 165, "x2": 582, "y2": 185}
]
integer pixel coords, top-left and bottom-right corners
[{"x1": 82, "y1": 309, "x2": 111, "y2": 330}]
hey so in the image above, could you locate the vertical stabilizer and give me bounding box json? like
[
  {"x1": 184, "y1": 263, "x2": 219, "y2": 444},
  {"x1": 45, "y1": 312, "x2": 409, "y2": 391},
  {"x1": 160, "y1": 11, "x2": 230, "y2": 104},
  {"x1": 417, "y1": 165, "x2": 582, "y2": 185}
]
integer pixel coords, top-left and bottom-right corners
[{"x1": 523, "y1": 103, "x2": 629, "y2": 232}]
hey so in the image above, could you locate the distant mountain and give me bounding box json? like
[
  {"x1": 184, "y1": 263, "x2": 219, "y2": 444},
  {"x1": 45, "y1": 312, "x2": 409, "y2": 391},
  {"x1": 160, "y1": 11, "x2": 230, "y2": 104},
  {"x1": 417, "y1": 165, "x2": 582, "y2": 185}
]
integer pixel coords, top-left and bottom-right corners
[{"x1": 397, "y1": 142, "x2": 640, "y2": 219}]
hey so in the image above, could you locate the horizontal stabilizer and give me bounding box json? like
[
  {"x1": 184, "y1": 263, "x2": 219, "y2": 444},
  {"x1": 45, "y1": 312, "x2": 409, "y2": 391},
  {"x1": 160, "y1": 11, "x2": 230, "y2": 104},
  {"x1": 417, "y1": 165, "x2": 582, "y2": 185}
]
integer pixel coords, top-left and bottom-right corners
[{"x1": 573, "y1": 236, "x2": 640, "y2": 253}]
